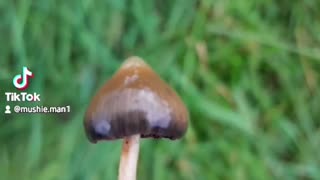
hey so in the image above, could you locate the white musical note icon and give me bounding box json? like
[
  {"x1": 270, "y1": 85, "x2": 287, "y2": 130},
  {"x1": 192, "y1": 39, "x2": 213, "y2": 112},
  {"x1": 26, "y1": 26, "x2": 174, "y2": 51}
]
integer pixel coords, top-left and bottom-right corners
[{"x1": 12, "y1": 66, "x2": 34, "y2": 90}]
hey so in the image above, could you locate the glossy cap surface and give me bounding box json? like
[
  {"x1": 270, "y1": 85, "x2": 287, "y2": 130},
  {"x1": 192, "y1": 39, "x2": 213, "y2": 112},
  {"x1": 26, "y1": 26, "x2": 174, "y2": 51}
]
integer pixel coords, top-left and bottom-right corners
[{"x1": 84, "y1": 57, "x2": 189, "y2": 143}]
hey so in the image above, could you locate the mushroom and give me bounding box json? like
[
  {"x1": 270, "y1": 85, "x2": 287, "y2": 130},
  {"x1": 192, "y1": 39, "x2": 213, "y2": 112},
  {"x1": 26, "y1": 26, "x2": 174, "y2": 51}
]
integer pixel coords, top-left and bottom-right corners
[{"x1": 84, "y1": 56, "x2": 189, "y2": 180}]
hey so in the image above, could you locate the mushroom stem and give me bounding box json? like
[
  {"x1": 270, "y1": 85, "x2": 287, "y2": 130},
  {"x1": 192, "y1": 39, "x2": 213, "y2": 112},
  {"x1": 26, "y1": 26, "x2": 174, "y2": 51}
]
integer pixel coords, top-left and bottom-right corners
[{"x1": 118, "y1": 134, "x2": 140, "y2": 180}]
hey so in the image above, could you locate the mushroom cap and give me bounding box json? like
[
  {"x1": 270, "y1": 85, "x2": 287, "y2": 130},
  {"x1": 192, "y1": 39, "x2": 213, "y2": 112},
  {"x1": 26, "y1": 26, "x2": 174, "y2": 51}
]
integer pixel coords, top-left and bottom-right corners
[{"x1": 84, "y1": 57, "x2": 189, "y2": 143}]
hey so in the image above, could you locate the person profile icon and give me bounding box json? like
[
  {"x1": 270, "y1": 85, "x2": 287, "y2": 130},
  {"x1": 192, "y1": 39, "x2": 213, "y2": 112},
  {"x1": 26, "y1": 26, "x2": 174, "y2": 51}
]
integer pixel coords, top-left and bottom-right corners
[{"x1": 5, "y1": 105, "x2": 11, "y2": 114}]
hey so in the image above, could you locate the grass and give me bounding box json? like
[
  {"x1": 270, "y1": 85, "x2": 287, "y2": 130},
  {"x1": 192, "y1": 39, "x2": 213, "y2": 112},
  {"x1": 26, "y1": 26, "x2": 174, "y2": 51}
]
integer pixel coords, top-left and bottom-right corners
[{"x1": 1, "y1": 0, "x2": 320, "y2": 179}]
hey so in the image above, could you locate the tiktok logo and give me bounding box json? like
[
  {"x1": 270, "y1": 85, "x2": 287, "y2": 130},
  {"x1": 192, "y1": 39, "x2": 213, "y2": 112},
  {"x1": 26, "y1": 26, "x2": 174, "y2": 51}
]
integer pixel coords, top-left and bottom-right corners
[{"x1": 12, "y1": 66, "x2": 34, "y2": 90}]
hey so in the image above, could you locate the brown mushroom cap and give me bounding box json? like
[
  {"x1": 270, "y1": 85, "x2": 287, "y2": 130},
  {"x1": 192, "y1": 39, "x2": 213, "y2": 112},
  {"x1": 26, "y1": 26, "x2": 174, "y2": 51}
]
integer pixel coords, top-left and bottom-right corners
[{"x1": 84, "y1": 57, "x2": 189, "y2": 143}]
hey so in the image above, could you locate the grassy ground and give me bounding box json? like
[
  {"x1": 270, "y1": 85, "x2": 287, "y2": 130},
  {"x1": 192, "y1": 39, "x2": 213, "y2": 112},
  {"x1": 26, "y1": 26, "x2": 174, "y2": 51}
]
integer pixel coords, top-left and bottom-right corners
[{"x1": 1, "y1": 0, "x2": 320, "y2": 179}]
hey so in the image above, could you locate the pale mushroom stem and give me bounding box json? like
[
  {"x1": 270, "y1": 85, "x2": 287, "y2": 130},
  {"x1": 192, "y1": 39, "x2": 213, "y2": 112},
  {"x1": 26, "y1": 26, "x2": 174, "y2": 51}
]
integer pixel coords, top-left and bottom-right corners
[{"x1": 118, "y1": 134, "x2": 140, "y2": 180}]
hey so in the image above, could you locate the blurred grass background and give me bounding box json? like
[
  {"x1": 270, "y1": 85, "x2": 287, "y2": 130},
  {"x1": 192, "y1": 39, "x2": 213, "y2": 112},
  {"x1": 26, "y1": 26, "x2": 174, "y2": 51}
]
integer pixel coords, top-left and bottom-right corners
[{"x1": 1, "y1": 0, "x2": 320, "y2": 179}]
